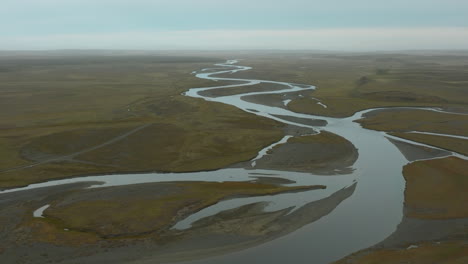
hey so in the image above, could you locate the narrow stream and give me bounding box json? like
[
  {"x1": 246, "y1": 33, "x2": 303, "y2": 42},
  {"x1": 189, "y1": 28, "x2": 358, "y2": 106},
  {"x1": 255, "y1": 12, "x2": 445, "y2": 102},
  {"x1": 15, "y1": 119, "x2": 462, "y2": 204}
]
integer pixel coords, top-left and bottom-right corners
[{"x1": 1, "y1": 60, "x2": 466, "y2": 264}]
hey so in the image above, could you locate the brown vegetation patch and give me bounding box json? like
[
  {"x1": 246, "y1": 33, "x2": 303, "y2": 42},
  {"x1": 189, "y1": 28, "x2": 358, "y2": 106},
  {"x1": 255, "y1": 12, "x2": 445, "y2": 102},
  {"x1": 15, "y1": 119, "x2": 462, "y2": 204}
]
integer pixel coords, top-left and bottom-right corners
[
  {"x1": 358, "y1": 109, "x2": 468, "y2": 137},
  {"x1": 41, "y1": 181, "x2": 321, "y2": 238},
  {"x1": 20, "y1": 126, "x2": 135, "y2": 161},
  {"x1": 403, "y1": 157, "x2": 468, "y2": 219},
  {"x1": 359, "y1": 90, "x2": 448, "y2": 103},
  {"x1": 26, "y1": 218, "x2": 100, "y2": 246}
]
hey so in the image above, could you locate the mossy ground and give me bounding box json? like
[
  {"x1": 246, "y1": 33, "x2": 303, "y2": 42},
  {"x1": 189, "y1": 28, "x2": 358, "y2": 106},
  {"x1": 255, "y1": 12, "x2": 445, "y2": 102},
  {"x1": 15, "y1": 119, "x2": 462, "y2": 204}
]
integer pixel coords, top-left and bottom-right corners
[{"x1": 0, "y1": 54, "x2": 283, "y2": 188}]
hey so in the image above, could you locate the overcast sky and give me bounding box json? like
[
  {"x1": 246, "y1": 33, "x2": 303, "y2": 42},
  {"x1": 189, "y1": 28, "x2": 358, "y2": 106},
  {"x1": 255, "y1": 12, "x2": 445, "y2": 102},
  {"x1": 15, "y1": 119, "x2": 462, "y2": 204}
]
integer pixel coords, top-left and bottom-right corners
[{"x1": 1, "y1": 0, "x2": 468, "y2": 50}]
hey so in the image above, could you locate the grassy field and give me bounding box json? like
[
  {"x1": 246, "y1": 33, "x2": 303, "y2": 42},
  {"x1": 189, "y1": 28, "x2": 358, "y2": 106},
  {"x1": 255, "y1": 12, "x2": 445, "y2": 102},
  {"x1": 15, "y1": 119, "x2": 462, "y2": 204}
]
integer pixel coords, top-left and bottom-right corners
[
  {"x1": 356, "y1": 109, "x2": 468, "y2": 155},
  {"x1": 403, "y1": 157, "x2": 468, "y2": 219},
  {"x1": 358, "y1": 110, "x2": 468, "y2": 136},
  {"x1": 0, "y1": 52, "x2": 284, "y2": 188}
]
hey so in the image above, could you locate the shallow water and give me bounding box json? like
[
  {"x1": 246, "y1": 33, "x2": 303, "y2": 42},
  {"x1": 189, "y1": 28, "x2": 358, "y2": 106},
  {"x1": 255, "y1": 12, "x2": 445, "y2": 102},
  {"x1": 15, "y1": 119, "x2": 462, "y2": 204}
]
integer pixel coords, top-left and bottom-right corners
[
  {"x1": 2, "y1": 60, "x2": 466, "y2": 264},
  {"x1": 32, "y1": 204, "x2": 50, "y2": 218}
]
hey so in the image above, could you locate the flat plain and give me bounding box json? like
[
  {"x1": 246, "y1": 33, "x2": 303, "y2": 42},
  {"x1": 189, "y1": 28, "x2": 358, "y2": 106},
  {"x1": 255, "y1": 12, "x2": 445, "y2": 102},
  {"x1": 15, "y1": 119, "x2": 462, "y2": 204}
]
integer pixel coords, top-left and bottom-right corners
[
  {"x1": 0, "y1": 51, "x2": 467, "y2": 263},
  {"x1": 0, "y1": 53, "x2": 285, "y2": 188}
]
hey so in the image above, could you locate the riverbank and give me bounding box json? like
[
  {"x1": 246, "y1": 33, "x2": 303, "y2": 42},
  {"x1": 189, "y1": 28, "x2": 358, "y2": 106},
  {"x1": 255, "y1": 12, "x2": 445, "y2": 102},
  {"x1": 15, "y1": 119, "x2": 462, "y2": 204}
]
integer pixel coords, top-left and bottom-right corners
[{"x1": 334, "y1": 156, "x2": 468, "y2": 264}]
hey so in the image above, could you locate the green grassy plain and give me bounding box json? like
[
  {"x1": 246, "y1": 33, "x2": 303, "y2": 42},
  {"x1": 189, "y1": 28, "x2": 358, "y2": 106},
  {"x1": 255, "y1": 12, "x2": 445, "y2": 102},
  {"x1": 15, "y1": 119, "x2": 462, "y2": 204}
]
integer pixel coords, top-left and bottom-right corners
[{"x1": 0, "y1": 53, "x2": 284, "y2": 188}]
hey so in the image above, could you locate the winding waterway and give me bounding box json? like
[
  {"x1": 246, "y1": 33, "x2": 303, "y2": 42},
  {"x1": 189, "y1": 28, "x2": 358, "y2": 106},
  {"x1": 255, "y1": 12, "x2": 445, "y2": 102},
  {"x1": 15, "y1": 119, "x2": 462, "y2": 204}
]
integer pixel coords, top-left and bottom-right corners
[
  {"x1": 1, "y1": 60, "x2": 466, "y2": 264},
  {"x1": 181, "y1": 60, "x2": 467, "y2": 264}
]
